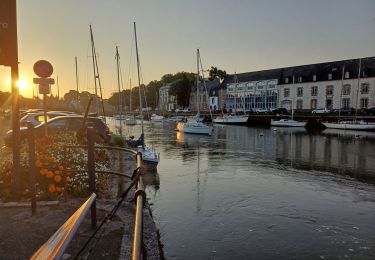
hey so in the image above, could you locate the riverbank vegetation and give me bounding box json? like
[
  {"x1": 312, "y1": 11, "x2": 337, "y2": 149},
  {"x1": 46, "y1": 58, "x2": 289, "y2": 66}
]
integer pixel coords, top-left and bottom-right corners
[{"x1": 0, "y1": 133, "x2": 111, "y2": 201}]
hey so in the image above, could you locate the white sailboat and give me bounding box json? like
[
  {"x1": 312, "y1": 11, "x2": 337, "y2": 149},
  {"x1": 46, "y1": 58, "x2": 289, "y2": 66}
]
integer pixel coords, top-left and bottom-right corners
[
  {"x1": 323, "y1": 59, "x2": 375, "y2": 130},
  {"x1": 213, "y1": 74, "x2": 248, "y2": 125},
  {"x1": 133, "y1": 22, "x2": 160, "y2": 165},
  {"x1": 271, "y1": 76, "x2": 306, "y2": 127},
  {"x1": 176, "y1": 49, "x2": 213, "y2": 136},
  {"x1": 150, "y1": 114, "x2": 165, "y2": 122}
]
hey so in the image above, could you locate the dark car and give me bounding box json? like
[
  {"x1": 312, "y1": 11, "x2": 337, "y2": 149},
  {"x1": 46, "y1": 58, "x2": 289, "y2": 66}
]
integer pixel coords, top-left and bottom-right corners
[
  {"x1": 361, "y1": 107, "x2": 375, "y2": 116},
  {"x1": 4, "y1": 116, "x2": 110, "y2": 147},
  {"x1": 333, "y1": 107, "x2": 355, "y2": 115},
  {"x1": 271, "y1": 108, "x2": 289, "y2": 115}
]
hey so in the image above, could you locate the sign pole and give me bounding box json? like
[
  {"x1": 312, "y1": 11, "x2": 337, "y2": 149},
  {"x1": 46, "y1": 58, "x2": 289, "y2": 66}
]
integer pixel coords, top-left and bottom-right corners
[
  {"x1": 43, "y1": 93, "x2": 47, "y2": 135},
  {"x1": 11, "y1": 62, "x2": 20, "y2": 198}
]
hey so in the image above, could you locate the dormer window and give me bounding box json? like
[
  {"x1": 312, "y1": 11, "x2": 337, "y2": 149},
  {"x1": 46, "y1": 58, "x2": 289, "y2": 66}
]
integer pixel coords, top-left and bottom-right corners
[
  {"x1": 298, "y1": 76, "x2": 302, "y2": 83},
  {"x1": 328, "y1": 73, "x2": 332, "y2": 80},
  {"x1": 345, "y1": 72, "x2": 349, "y2": 79},
  {"x1": 313, "y1": 75, "x2": 317, "y2": 81},
  {"x1": 285, "y1": 78, "x2": 289, "y2": 84}
]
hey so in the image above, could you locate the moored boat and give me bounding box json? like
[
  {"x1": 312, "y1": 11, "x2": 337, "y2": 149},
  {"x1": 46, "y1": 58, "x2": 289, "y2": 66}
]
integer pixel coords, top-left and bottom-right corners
[
  {"x1": 177, "y1": 49, "x2": 213, "y2": 136},
  {"x1": 271, "y1": 119, "x2": 306, "y2": 127},
  {"x1": 213, "y1": 114, "x2": 248, "y2": 125},
  {"x1": 323, "y1": 121, "x2": 375, "y2": 130}
]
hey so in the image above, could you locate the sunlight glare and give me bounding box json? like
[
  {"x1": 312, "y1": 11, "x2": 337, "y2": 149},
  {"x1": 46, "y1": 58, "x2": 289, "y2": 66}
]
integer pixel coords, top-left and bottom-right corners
[{"x1": 16, "y1": 79, "x2": 30, "y2": 92}]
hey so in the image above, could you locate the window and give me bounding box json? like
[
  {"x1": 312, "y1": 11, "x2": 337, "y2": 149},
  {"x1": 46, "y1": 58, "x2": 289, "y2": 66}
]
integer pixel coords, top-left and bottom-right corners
[
  {"x1": 284, "y1": 88, "x2": 290, "y2": 98},
  {"x1": 296, "y1": 100, "x2": 303, "y2": 109},
  {"x1": 342, "y1": 84, "x2": 351, "y2": 95},
  {"x1": 326, "y1": 85, "x2": 334, "y2": 95},
  {"x1": 342, "y1": 98, "x2": 350, "y2": 108},
  {"x1": 311, "y1": 86, "x2": 318, "y2": 96},
  {"x1": 311, "y1": 99, "x2": 317, "y2": 109},
  {"x1": 360, "y1": 83, "x2": 369, "y2": 94},
  {"x1": 345, "y1": 72, "x2": 349, "y2": 79},
  {"x1": 360, "y1": 98, "x2": 369, "y2": 108},
  {"x1": 297, "y1": 87, "x2": 303, "y2": 97},
  {"x1": 313, "y1": 75, "x2": 317, "y2": 81},
  {"x1": 328, "y1": 73, "x2": 332, "y2": 80},
  {"x1": 285, "y1": 78, "x2": 289, "y2": 84},
  {"x1": 48, "y1": 118, "x2": 67, "y2": 127},
  {"x1": 298, "y1": 76, "x2": 302, "y2": 83}
]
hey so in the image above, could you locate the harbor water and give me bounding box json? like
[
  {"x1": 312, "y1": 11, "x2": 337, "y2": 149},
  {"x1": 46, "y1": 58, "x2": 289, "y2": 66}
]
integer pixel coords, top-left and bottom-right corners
[{"x1": 80, "y1": 118, "x2": 375, "y2": 259}]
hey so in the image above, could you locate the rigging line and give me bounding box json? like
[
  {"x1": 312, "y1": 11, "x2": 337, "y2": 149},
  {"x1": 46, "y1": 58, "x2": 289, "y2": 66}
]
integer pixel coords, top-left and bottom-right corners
[
  {"x1": 199, "y1": 54, "x2": 213, "y2": 120},
  {"x1": 74, "y1": 171, "x2": 142, "y2": 259},
  {"x1": 90, "y1": 25, "x2": 106, "y2": 119}
]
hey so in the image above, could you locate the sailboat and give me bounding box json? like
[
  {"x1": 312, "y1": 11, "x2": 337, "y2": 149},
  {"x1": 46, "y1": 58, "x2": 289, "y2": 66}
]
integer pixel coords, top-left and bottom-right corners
[
  {"x1": 323, "y1": 59, "x2": 375, "y2": 130},
  {"x1": 130, "y1": 22, "x2": 160, "y2": 165},
  {"x1": 213, "y1": 74, "x2": 249, "y2": 125},
  {"x1": 271, "y1": 76, "x2": 306, "y2": 127},
  {"x1": 176, "y1": 49, "x2": 214, "y2": 135}
]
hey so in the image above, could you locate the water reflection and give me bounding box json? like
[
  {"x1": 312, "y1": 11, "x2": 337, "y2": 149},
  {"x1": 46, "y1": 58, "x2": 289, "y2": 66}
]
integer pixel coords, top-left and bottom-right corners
[
  {"x1": 123, "y1": 122, "x2": 375, "y2": 259},
  {"x1": 274, "y1": 127, "x2": 375, "y2": 182}
]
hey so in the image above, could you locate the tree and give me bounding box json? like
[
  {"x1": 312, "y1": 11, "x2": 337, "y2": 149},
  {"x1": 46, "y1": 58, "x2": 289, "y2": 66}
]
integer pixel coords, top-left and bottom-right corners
[
  {"x1": 208, "y1": 66, "x2": 227, "y2": 81},
  {"x1": 169, "y1": 72, "x2": 195, "y2": 108}
]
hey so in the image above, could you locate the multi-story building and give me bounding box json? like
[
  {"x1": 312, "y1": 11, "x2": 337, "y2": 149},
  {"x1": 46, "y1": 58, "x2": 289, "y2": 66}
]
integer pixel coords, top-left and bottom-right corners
[
  {"x1": 190, "y1": 78, "x2": 220, "y2": 112},
  {"x1": 159, "y1": 84, "x2": 176, "y2": 112},
  {"x1": 222, "y1": 57, "x2": 375, "y2": 112}
]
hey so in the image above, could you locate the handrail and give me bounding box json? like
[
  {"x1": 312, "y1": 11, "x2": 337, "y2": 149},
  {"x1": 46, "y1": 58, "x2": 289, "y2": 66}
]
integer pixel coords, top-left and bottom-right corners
[
  {"x1": 132, "y1": 152, "x2": 145, "y2": 260},
  {"x1": 62, "y1": 142, "x2": 146, "y2": 259},
  {"x1": 31, "y1": 193, "x2": 97, "y2": 260}
]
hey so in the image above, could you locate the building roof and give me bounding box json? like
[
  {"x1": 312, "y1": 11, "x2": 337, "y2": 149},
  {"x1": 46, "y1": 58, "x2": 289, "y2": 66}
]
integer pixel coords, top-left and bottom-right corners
[{"x1": 223, "y1": 56, "x2": 375, "y2": 85}]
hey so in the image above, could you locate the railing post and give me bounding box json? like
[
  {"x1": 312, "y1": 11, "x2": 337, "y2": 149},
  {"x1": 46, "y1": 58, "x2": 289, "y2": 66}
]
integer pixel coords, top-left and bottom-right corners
[
  {"x1": 87, "y1": 127, "x2": 97, "y2": 228},
  {"x1": 27, "y1": 122, "x2": 37, "y2": 214},
  {"x1": 132, "y1": 152, "x2": 145, "y2": 260}
]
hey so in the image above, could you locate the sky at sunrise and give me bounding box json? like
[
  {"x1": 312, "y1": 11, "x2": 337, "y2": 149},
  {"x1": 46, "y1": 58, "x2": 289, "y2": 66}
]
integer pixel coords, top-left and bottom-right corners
[{"x1": 0, "y1": 0, "x2": 375, "y2": 98}]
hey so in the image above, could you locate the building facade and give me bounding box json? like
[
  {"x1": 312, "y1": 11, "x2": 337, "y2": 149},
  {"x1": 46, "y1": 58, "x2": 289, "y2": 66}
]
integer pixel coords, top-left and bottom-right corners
[
  {"x1": 159, "y1": 84, "x2": 176, "y2": 112},
  {"x1": 189, "y1": 78, "x2": 220, "y2": 113},
  {"x1": 222, "y1": 57, "x2": 375, "y2": 112}
]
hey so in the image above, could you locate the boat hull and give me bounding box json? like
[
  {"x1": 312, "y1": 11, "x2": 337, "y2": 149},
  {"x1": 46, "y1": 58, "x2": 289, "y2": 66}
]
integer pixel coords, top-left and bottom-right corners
[
  {"x1": 323, "y1": 122, "x2": 375, "y2": 130},
  {"x1": 213, "y1": 115, "x2": 248, "y2": 125},
  {"x1": 176, "y1": 121, "x2": 213, "y2": 135},
  {"x1": 271, "y1": 119, "x2": 306, "y2": 127}
]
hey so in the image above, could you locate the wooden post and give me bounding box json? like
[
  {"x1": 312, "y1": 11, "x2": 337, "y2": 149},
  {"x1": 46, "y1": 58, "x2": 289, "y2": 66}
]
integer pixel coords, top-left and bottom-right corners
[
  {"x1": 27, "y1": 122, "x2": 37, "y2": 214},
  {"x1": 87, "y1": 127, "x2": 96, "y2": 228}
]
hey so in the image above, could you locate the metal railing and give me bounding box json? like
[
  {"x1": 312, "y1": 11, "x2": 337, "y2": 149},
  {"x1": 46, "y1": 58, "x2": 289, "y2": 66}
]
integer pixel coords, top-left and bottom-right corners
[{"x1": 29, "y1": 128, "x2": 146, "y2": 259}]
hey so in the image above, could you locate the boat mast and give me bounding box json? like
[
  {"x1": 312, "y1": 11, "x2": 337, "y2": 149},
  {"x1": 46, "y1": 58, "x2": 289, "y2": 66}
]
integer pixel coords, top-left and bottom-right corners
[
  {"x1": 129, "y1": 78, "x2": 132, "y2": 113},
  {"x1": 75, "y1": 56, "x2": 79, "y2": 102},
  {"x1": 291, "y1": 75, "x2": 295, "y2": 120},
  {"x1": 89, "y1": 25, "x2": 99, "y2": 114},
  {"x1": 339, "y1": 65, "x2": 345, "y2": 121},
  {"x1": 199, "y1": 54, "x2": 213, "y2": 119},
  {"x1": 354, "y1": 58, "x2": 362, "y2": 121},
  {"x1": 116, "y1": 46, "x2": 123, "y2": 135},
  {"x1": 89, "y1": 25, "x2": 106, "y2": 119},
  {"x1": 196, "y1": 49, "x2": 200, "y2": 117},
  {"x1": 134, "y1": 22, "x2": 144, "y2": 148},
  {"x1": 234, "y1": 73, "x2": 237, "y2": 114}
]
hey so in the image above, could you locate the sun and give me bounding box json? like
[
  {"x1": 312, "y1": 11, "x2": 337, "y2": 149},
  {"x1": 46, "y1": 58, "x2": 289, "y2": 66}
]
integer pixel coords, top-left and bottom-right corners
[
  {"x1": 5, "y1": 77, "x2": 31, "y2": 94},
  {"x1": 16, "y1": 79, "x2": 29, "y2": 91}
]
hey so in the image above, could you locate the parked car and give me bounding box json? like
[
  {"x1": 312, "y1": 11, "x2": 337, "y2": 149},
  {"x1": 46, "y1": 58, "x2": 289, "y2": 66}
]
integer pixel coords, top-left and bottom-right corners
[
  {"x1": 361, "y1": 107, "x2": 375, "y2": 115},
  {"x1": 271, "y1": 108, "x2": 289, "y2": 115},
  {"x1": 255, "y1": 108, "x2": 270, "y2": 114},
  {"x1": 4, "y1": 116, "x2": 110, "y2": 147},
  {"x1": 174, "y1": 108, "x2": 183, "y2": 113},
  {"x1": 333, "y1": 107, "x2": 355, "y2": 115},
  {"x1": 182, "y1": 108, "x2": 191, "y2": 113},
  {"x1": 312, "y1": 108, "x2": 330, "y2": 114},
  {"x1": 20, "y1": 111, "x2": 76, "y2": 127}
]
